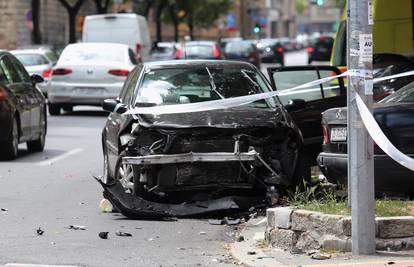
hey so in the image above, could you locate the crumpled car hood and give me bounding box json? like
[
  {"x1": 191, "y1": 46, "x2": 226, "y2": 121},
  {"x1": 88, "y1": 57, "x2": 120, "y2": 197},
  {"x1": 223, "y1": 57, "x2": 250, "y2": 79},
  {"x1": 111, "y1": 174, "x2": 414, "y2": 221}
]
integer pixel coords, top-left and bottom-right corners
[{"x1": 137, "y1": 107, "x2": 285, "y2": 128}]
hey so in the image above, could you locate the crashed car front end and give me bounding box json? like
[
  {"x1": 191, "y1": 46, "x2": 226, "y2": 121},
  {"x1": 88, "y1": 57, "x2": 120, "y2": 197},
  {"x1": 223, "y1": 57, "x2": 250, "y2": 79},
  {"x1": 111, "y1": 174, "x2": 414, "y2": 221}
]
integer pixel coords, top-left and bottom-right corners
[
  {"x1": 100, "y1": 61, "x2": 303, "y2": 218},
  {"x1": 102, "y1": 108, "x2": 302, "y2": 217}
]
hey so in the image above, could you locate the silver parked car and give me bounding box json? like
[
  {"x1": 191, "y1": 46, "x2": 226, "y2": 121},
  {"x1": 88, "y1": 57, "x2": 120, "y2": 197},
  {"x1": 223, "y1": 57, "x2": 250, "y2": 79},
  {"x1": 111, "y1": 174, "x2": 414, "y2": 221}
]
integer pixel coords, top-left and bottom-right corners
[
  {"x1": 48, "y1": 43, "x2": 137, "y2": 115},
  {"x1": 11, "y1": 48, "x2": 58, "y2": 96}
]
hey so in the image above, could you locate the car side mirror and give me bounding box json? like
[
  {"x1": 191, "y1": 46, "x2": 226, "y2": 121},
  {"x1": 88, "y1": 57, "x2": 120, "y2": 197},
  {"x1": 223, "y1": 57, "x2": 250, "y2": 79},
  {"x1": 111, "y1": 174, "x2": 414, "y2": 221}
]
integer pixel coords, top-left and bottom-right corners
[
  {"x1": 285, "y1": 99, "x2": 306, "y2": 110},
  {"x1": 31, "y1": 74, "x2": 44, "y2": 84},
  {"x1": 102, "y1": 99, "x2": 127, "y2": 114}
]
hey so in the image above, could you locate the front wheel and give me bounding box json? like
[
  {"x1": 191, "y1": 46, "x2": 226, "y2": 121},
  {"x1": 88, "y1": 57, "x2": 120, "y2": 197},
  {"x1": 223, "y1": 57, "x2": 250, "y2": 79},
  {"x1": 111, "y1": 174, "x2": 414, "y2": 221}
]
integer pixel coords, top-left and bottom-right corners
[
  {"x1": 115, "y1": 151, "x2": 148, "y2": 198},
  {"x1": 0, "y1": 117, "x2": 19, "y2": 160},
  {"x1": 27, "y1": 113, "x2": 46, "y2": 152},
  {"x1": 48, "y1": 103, "x2": 61, "y2": 116}
]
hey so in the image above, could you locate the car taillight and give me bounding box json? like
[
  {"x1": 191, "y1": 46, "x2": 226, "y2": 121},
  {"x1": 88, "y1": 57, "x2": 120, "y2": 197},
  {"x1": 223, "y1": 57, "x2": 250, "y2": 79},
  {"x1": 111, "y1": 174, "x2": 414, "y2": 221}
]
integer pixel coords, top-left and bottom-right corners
[
  {"x1": 42, "y1": 68, "x2": 51, "y2": 78},
  {"x1": 306, "y1": 47, "x2": 314, "y2": 53},
  {"x1": 136, "y1": 43, "x2": 142, "y2": 54},
  {"x1": 108, "y1": 69, "x2": 129, "y2": 77},
  {"x1": 52, "y1": 68, "x2": 72, "y2": 75},
  {"x1": 249, "y1": 52, "x2": 257, "y2": 60},
  {"x1": 213, "y1": 46, "x2": 220, "y2": 58},
  {"x1": 277, "y1": 47, "x2": 283, "y2": 53},
  {"x1": 0, "y1": 87, "x2": 7, "y2": 101},
  {"x1": 322, "y1": 125, "x2": 330, "y2": 145},
  {"x1": 176, "y1": 48, "x2": 182, "y2": 59}
]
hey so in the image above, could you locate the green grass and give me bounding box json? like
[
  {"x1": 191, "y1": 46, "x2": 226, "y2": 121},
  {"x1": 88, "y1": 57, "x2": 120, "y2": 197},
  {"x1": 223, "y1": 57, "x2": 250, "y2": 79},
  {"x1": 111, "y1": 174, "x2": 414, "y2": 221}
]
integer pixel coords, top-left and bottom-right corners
[{"x1": 289, "y1": 182, "x2": 414, "y2": 217}]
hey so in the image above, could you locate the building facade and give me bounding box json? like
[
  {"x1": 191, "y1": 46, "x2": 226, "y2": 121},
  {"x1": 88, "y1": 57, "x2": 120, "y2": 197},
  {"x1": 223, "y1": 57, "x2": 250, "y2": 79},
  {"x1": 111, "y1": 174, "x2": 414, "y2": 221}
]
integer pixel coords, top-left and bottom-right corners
[{"x1": 0, "y1": 0, "x2": 95, "y2": 50}]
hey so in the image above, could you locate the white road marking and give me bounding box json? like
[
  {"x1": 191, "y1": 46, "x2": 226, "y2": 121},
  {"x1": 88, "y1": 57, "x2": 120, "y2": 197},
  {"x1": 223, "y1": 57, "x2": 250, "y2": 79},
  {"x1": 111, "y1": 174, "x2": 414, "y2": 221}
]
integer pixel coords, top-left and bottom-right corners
[
  {"x1": 5, "y1": 264, "x2": 78, "y2": 267},
  {"x1": 35, "y1": 148, "x2": 84, "y2": 166}
]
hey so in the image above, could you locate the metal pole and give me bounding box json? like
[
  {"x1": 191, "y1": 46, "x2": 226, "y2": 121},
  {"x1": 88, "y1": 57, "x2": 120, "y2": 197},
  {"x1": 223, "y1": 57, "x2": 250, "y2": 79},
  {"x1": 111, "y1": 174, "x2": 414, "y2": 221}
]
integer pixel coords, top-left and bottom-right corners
[{"x1": 347, "y1": 0, "x2": 375, "y2": 255}]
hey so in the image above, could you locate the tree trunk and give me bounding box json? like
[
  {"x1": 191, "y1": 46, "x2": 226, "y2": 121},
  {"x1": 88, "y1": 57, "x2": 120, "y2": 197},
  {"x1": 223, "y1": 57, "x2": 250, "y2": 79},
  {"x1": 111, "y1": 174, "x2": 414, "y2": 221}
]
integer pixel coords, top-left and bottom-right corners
[
  {"x1": 143, "y1": 0, "x2": 155, "y2": 18},
  {"x1": 188, "y1": 12, "x2": 194, "y2": 40},
  {"x1": 168, "y1": 2, "x2": 179, "y2": 42},
  {"x1": 94, "y1": 0, "x2": 110, "y2": 14},
  {"x1": 32, "y1": 0, "x2": 41, "y2": 44},
  {"x1": 68, "y1": 10, "x2": 77, "y2": 43},
  {"x1": 155, "y1": 0, "x2": 166, "y2": 43}
]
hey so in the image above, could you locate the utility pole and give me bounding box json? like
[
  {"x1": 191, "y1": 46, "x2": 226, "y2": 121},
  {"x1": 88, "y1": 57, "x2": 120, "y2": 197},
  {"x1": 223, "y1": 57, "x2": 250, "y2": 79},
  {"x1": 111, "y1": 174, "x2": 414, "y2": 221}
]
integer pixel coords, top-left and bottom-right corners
[{"x1": 347, "y1": 0, "x2": 375, "y2": 255}]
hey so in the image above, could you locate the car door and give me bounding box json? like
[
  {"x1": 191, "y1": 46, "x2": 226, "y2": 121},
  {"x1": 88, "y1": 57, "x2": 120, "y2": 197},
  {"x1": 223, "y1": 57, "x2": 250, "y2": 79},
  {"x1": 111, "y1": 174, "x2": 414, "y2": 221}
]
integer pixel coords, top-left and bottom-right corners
[
  {"x1": 10, "y1": 55, "x2": 44, "y2": 139},
  {"x1": 267, "y1": 66, "x2": 346, "y2": 149},
  {"x1": 0, "y1": 56, "x2": 32, "y2": 140},
  {"x1": 105, "y1": 66, "x2": 140, "y2": 176}
]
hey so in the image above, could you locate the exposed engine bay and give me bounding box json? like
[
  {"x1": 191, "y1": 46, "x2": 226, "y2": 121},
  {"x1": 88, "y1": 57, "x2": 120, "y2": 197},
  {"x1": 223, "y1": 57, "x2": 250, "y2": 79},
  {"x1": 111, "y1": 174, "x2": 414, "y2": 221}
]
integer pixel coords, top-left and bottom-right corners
[{"x1": 100, "y1": 109, "x2": 303, "y2": 218}]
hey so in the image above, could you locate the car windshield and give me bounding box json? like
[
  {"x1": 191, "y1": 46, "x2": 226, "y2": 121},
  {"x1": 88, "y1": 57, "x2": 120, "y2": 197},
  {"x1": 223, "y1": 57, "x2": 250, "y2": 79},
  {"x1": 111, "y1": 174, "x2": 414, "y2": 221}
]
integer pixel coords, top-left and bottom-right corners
[
  {"x1": 59, "y1": 45, "x2": 126, "y2": 64},
  {"x1": 135, "y1": 66, "x2": 278, "y2": 108},
  {"x1": 225, "y1": 42, "x2": 252, "y2": 53},
  {"x1": 185, "y1": 45, "x2": 214, "y2": 57},
  {"x1": 381, "y1": 81, "x2": 414, "y2": 103},
  {"x1": 15, "y1": 54, "x2": 48, "y2": 66}
]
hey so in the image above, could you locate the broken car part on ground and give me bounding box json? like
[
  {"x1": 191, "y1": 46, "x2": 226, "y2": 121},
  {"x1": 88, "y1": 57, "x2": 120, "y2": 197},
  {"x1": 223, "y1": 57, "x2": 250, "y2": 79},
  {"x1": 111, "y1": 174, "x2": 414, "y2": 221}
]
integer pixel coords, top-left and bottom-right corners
[{"x1": 99, "y1": 60, "x2": 305, "y2": 218}]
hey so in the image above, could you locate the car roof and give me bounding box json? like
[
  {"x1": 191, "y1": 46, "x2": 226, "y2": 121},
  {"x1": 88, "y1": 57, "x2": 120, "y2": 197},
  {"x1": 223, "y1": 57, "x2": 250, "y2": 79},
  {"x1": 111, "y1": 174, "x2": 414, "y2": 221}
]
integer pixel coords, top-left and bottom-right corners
[
  {"x1": 63, "y1": 42, "x2": 130, "y2": 50},
  {"x1": 185, "y1": 41, "x2": 217, "y2": 46},
  {"x1": 85, "y1": 13, "x2": 142, "y2": 20},
  {"x1": 142, "y1": 60, "x2": 256, "y2": 69},
  {"x1": 10, "y1": 49, "x2": 50, "y2": 55}
]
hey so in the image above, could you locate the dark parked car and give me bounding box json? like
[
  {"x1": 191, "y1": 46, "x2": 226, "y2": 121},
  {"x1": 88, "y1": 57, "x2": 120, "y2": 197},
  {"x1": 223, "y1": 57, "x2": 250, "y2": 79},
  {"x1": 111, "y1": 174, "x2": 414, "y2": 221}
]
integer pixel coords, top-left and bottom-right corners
[
  {"x1": 151, "y1": 42, "x2": 178, "y2": 61},
  {"x1": 307, "y1": 36, "x2": 334, "y2": 64},
  {"x1": 317, "y1": 81, "x2": 414, "y2": 195},
  {"x1": 224, "y1": 40, "x2": 261, "y2": 68},
  {"x1": 0, "y1": 51, "x2": 47, "y2": 160},
  {"x1": 100, "y1": 60, "x2": 304, "y2": 217},
  {"x1": 176, "y1": 41, "x2": 223, "y2": 60},
  {"x1": 257, "y1": 39, "x2": 285, "y2": 65}
]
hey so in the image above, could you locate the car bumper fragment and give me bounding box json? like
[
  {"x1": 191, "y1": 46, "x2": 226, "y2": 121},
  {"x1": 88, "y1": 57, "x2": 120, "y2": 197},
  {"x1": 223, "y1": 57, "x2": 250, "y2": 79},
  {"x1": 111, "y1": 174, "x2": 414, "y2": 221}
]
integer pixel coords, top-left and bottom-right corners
[
  {"x1": 122, "y1": 151, "x2": 258, "y2": 165},
  {"x1": 98, "y1": 179, "x2": 264, "y2": 218}
]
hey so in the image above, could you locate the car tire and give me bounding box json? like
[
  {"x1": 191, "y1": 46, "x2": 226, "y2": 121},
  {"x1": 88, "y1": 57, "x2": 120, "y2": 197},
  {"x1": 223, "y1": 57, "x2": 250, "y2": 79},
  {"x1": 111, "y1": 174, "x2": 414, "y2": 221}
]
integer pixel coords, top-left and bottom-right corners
[
  {"x1": 0, "y1": 116, "x2": 19, "y2": 160},
  {"x1": 115, "y1": 150, "x2": 148, "y2": 198},
  {"x1": 27, "y1": 113, "x2": 46, "y2": 152},
  {"x1": 62, "y1": 106, "x2": 73, "y2": 113},
  {"x1": 48, "y1": 103, "x2": 61, "y2": 115}
]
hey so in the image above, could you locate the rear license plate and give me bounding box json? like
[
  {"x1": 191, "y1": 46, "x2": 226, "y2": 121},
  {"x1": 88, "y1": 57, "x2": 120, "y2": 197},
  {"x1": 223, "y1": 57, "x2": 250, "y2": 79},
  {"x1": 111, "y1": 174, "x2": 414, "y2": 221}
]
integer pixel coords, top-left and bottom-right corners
[
  {"x1": 75, "y1": 87, "x2": 104, "y2": 95},
  {"x1": 330, "y1": 127, "x2": 347, "y2": 142}
]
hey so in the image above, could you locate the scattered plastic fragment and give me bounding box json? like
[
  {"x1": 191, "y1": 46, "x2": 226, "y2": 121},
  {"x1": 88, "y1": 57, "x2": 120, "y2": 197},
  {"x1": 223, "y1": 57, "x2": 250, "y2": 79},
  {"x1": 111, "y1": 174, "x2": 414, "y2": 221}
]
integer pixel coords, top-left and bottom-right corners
[
  {"x1": 116, "y1": 231, "x2": 132, "y2": 237},
  {"x1": 177, "y1": 247, "x2": 186, "y2": 250},
  {"x1": 247, "y1": 251, "x2": 256, "y2": 255},
  {"x1": 99, "y1": 232, "x2": 109, "y2": 239},
  {"x1": 199, "y1": 231, "x2": 207, "y2": 235},
  {"x1": 99, "y1": 198, "x2": 113, "y2": 213},
  {"x1": 236, "y1": 236, "x2": 244, "y2": 242},
  {"x1": 1, "y1": 208, "x2": 8, "y2": 213},
  {"x1": 208, "y1": 219, "x2": 224, "y2": 225},
  {"x1": 224, "y1": 217, "x2": 240, "y2": 225},
  {"x1": 36, "y1": 227, "x2": 44, "y2": 236},
  {"x1": 311, "y1": 253, "x2": 331, "y2": 260},
  {"x1": 69, "y1": 225, "x2": 86, "y2": 230}
]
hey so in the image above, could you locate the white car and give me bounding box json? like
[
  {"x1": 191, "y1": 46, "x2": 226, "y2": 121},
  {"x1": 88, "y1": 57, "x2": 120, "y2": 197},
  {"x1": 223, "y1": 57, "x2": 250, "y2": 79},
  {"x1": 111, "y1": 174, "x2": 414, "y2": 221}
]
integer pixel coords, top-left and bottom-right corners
[
  {"x1": 48, "y1": 43, "x2": 136, "y2": 115},
  {"x1": 11, "y1": 48, "x2": 58, "y2": 96}
]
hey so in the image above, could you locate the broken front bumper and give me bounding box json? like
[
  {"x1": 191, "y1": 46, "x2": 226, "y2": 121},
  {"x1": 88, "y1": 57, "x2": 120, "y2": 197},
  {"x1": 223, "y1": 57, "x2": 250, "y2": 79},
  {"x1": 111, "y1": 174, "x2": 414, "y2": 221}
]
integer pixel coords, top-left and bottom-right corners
[{"x1": 122, "y1": 151, "x2": 258, "y2": 165}]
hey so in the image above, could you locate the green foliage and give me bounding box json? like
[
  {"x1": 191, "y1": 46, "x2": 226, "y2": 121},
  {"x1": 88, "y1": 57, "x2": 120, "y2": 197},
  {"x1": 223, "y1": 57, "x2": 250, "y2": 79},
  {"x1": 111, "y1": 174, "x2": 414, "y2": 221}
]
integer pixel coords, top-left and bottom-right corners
[
  {"x1": 296, "y1": 0, "x2": 308, "y2": 14},
  {"x1": 288, "y1": 182, "x2": 414, "y2": 217}
]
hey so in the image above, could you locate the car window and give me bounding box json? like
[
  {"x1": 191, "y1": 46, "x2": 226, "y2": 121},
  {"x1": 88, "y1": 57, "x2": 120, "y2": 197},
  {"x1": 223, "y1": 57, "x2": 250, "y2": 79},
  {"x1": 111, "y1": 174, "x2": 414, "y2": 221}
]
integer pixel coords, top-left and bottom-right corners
[
  {"x1": 273, "y1": 69, "x2": 342, "y2": 105},
  {"x1": 59, "y1": 45, "x2": 126, "y2": 64},
  {"x1": 0, "y1": 56, "x2": 22, "y2": 84},
  {"x1": 185, "y1": 45, "x2": 214, "y2": 57},
  {"x1": 135, "y1": 66, "x2": 278, "y2": 108},
  {"x1": 119, "y1": 66, "x2": 141, "y2": 105},
  {"x1": 10, "y1": 56, "x2": 31, "y2": 83},
  {"x1": 14, "y1": 54, "x2": 48, "y2": 66},
  {"x1": 225, "y1": 42, "x2": 253, "y2": 53},
  {"x1": 0, "y1": 63, "x2": 9, "y2": 84},
  {"x1": 45, "y1": 51, "x2": 58, "y2": 64},
  {"x1": 381, "y1": 82, "x2": 414, "y2": 103}
]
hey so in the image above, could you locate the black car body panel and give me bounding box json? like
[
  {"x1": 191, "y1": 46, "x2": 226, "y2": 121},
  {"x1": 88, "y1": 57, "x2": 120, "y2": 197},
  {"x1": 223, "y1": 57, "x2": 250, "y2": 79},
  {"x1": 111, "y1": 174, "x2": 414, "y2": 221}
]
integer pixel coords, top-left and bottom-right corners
[
  {"x1": 318, "y1": 83, "x2": 414, "y2": 194},
  {"x1": 0, "y1": 51, "x2": 47, "y2": 158},
  {"x1": 101, "y1": 60, "x2": 303, "y2": 217}
]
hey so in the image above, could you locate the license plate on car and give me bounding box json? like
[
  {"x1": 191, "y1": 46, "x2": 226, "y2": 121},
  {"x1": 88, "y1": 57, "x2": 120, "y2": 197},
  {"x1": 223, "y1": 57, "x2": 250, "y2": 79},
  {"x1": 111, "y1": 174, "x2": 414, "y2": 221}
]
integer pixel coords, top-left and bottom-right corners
[
  {"x1": 330, "y1": 127, "x2": 347, "y2": 142},
  {"x1": 75, "y1": 87, "x2": 104, "y2": 95}
]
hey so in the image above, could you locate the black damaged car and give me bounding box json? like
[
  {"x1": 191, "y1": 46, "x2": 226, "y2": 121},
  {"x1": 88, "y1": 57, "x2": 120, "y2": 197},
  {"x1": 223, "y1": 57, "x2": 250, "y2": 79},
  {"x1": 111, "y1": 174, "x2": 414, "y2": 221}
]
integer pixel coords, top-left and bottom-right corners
[
  {"x1": 318, "y1": 81, "x2": 414, "y2": 195},
  {"x1": 100, "y1": 60, "x2": 305, "y2": 218}
]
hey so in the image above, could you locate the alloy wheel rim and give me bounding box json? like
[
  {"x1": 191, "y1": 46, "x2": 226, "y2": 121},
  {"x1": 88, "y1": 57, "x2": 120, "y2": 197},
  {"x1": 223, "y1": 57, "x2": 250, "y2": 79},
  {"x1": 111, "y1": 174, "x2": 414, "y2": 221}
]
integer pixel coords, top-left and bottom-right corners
[{"x1": 118, "y1": 163, "x2": 134, "y2": 191}]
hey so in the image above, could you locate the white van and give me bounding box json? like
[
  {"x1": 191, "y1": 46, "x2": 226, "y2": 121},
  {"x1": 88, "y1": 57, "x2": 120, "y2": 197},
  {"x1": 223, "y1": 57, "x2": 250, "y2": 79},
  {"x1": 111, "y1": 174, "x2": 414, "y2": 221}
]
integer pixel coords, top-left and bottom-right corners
[{"x1": 82, "y1": 13, "x2": 151, "y2": 62}]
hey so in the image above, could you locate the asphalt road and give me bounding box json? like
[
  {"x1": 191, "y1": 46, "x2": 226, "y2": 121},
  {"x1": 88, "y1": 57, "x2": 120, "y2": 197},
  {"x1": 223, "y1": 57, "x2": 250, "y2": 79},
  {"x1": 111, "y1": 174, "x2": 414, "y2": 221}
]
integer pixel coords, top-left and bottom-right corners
[{"x1": 0, "y1": 50, "x2": 318, "y2": 267}]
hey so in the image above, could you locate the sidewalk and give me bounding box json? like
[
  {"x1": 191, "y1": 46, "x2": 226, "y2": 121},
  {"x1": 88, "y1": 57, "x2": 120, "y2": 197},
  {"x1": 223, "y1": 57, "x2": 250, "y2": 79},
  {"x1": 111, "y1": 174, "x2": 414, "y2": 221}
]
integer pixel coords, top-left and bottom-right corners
[{"x1": 231, "y1": 217, "x2": 414, "y2": 267}]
